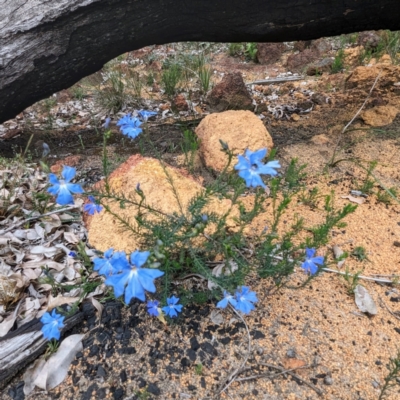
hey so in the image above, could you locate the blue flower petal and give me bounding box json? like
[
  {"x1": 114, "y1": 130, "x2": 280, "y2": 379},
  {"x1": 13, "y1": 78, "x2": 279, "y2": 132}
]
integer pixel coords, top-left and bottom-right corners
[
  {"x1": 105, "y1": 272, "x2": 131, "y2": 299},
  {"x1": 61, "y1": 166, "x2": 77, "y2": 183},
  {"x1": 130, "y1": 250, "x2": 150, "y2": 268},
  {"x1": 125, "y1": 272, "x2": 146, "y2": 302},
  {"x1": 217, "y1": 297, "x2": 229, "y2": 308},
  {"x1": 305, "y1": 248, "x2": 316, "y2": 259},
  {"x1": 48, "y1": 174, "x2": 60, "y2": 185},
  {"x1": 248, "y1": 148, "x2": 267, "y2": 165},
  {"x1": 137, "y1": 268, "x2": 164, "y2": 293},
  {"x1": 56, "y1": 185, "x2": 75, "y2": 205},
  {"x1": 162, "y1": 306, "x2": 178, "y2": 318},
  {"x1": 47, "y1": 183, "x2": 60, "y2": 196},
  {"x1": 312, "y1": 256, "x2": 325, "y2": 265},
  {"x1": 234, "y1": 155, "x2": 250, "y2": 171},
  {"x1": 66, "y1": 182, "x2": 84, "y2": 194}
]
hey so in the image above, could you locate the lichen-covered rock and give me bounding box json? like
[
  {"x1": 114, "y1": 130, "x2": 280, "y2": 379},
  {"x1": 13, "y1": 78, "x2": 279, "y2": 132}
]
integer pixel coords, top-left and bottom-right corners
[
  {"x1": 195, "y1": 110, "x2": 273, "y2": 172},
  {"x1": 256, "y1": 43, "x2": 286, "y2": 64},
  {"x1": 87, "y1": 155, "x2": 236, "y2": 252},
  {"x1": 306, "y1": 58, "x2": 334, "y2": 76},
  {"x1": 286, "y1": 48, "x2": 320, "y2": 72},
  {"x1": 206, "y1": 72, "x2": 254, "y2": 112},
  {"x1": 361, "y1": 105, "x2": 398, "y2": 127},
  {"x1": 357, "y1": 31, "x2": 382, "y2": 50}
]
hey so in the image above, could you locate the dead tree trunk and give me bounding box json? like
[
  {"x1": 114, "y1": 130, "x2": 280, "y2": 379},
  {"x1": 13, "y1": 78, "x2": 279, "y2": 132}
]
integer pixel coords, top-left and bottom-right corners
[
  {"x1": 1, "y1": 0, "x2": 400, "y2": 123},
  {"x1": 0, "y1": 311, "x2": 84, "y2": 389}
]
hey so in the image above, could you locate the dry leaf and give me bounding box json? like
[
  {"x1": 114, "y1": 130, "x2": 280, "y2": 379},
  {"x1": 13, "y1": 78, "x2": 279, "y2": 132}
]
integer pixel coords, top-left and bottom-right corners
[
  {"x1": 33, "y1": 334, "x2": 84, "y2": 390},
  {"x1": 210, "y1": 310, "x2": 224, "y2": 325},
  {"x1": 341, "y1": 195, "x2": 365, "y2": 205},
  {"x1": 90, "y1": 297, "x2": 104, "y2": 322},
  {"x1": 48, "y1": 294, "x2": 80, "y2": 310},
  {"x1": 332, "y1": 245, "x2": 345, "y2": 268}
]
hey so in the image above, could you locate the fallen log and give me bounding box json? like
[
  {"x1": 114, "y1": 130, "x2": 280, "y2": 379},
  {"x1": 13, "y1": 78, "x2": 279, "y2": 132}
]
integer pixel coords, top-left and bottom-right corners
[
  {"x1": 0, "y1": 311, "x2": 84, "y2": 390},
  {"x1": 1, "y1": 0, "x2": 400, "y2": 124}
]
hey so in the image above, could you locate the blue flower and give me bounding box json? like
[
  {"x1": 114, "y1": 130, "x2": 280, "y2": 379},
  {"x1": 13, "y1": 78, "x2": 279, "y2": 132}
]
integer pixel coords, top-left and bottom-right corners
[
  {"x1": 217, "y1": 290, "x2": 238, "y2": 309},
  {"x1": 47, "y1": 166, "x2": 84, "y2": 205},
  {"x1": 68, "y1": 251, "x2": 77, "y2": 258},
  {"x1": 117, "y1": 114, "x2": 143, "y2": 139},
  {"x1": 103, "y1": 117, "x2": 111, "y2": 129},
  {"x1": 234, "y1": 148, "x2": 280, "y2": 189},
  {"x1": 234, "y1": 286, "x2": 258, "y2": 314},
  {"x1": 147, "y1": 300, "x2": 160, "y2": 317},
  {"x1": 138, "y1": 110, "x2": 157, "y2": 122},
  {"x1": 40, "y1": 309, "x2": 65, "y2": 341},
  {"x1": 93, "y1": 248, "x2": 129, "y2": 276},
  {"x1": 83, "y1": 196, "x2": 103, "y2": 215},
  {"x1": 301, "y1": 248, "x2": 324, "y2": 275},
  {"x1": 105, "y1": 250, "x2": 164, "y2": 303},
  {"x1": 162, "y1": 296, "x2": 183, "y2": 318}
]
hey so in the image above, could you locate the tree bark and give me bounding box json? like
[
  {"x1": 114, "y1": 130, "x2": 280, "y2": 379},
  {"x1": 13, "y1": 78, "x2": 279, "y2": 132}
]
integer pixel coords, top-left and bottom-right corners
[
  {"x1": 0, "y1": 312, "x2": 84, "y2": 389},
  {"x1": 1, "y1": 0, "x2": 400, "y2": 124}
]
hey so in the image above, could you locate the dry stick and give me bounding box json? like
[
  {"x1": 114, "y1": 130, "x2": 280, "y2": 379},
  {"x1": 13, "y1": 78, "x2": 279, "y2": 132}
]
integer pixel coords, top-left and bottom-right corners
[
  {"x1": 380, "y1": 297, "x2": 400, "y2": 322},
  {"x1": 218, "y1": 305, "x2": 252, "y2": 396},
  {"x1": 0, "y1": 205, "x2": 79, "y2": 235},
  {"x1": 235, "y1": 364, "x2": 310, "y2": 382},
  {"x1": 322, "y1": 267, "x2": 396, "y2": 284},
  {"x1": 271, "y1": 255, "x2": 397, "y2": 284},
  {"x1": 329, "y1": 71, "x2": 382, "y2": 165},
  {"x1": 259, "y1": 363, "x2": 323, "y2": 396}
]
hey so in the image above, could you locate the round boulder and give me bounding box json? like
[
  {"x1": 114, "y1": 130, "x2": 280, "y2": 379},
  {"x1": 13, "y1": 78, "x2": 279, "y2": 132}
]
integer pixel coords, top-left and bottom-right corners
[
  {"x1": 87, "y1": 155, "x2": 236, "y2": 252},
  {"x1": 195, "y1": 110, "x2": 274, "y2": 172}
]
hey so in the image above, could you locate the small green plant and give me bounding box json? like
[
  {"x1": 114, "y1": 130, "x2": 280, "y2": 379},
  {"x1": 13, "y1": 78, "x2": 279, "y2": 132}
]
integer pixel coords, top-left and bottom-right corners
[
  {"x1": 146, "y1": 72, "x2": 155, "y2": 86},
  {"x1": 382, "y1": 30, "x2": 400, "y2": 64},
  {"x1": 377, "y1": 187, "x2": 398, "y2": 205},
  {"x1": 228, "y1": 43, "x2": 243, "y2": 57},
  {"x1": 94, "y1": 70, "x2": 127, "y2": 113},
  {"x1": 331, "y1": 48, "x2": 346, "y2": 73},
  {"x1": 180, "y1": 129, "x2": 199, "y2": 173},
  {"x1": 379, "y1": 349, "x2": 400, "y2": 400},
  {"x1": 134, "y1": 388, "x2": 151, "y2": 400},
  {"x1": 127, "y1": 70, "x2": 144, "y2": 99},
  {"x1": 298, "y1": 187, "x2": 320, "y2": 209},
  {"x1": 161, "y1": 63, "x2": 182, "y2": 96},
  {"x1": 356, "y1": 161, "x2": 377, "y2": 195},
  {"x1": 351, "y1": 246, "x2": 369, "y2": 262},
  {"x1": 44, "y1": 339, "x2": 60, "y2": 359},
  {"x1": 245, "y1": 42, "x2": 258, "y2": 62},
  {"x1": 71, "y1": 85, "x2": 86, "y2": 100},
  {"x1": 198, "y1": 65, "x2": 212, "y2": 93},
  {"x1": 341, "y1": 267, "x2": 363, "y2": 294},
  {"x1": 195, "y1": 363, "x2": 204, "y2": 375}
]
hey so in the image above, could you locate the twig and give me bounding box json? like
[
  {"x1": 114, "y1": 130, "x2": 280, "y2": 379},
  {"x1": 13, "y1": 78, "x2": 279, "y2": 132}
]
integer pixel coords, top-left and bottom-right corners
[
  {"x1": 271, "y1": 254, "x2": 397, "y2": 284},
  {"x1": 0, "y1": 205, "x2": 79, "y2": 235},
  {"x1": 247, "y1": 76, "x2": 305, "y2": 85},
  {"x1": 235, "y1": 364, "x2": 310, "y2": 382},
  {"x1": 322, "y1": 268, "x2": 397, "y2": 284},
  {"x1": 217, "y1": 305, "x2": 252, "y2": 395},
  {"x1": 380, "y1": 297, "x2": 400, "y2": 321},
  {"x1": 328, "y1": 71, "x2": 381, "y2": 166},
  {"x1": 260, "y1": 363, "x2": 323, "y2": 396},
  {"x1": 341, "y1": 71, "x2": 382, "y2": 133}
]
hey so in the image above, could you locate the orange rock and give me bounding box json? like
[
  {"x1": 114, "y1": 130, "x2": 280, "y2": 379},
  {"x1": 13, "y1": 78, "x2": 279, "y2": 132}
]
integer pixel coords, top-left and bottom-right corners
[
  {"x1": 87, "y1": 155, "x2": 238, "y2": 252},
  {"x1": 361, "y1": 105, "x2": 398, "y2": 127},
  {"x1": 50, "y1": 155, "x2": 82, "y2": 174},
  {"x1": 195, "y1": 110, "x2": 274, "y2": 172}
]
